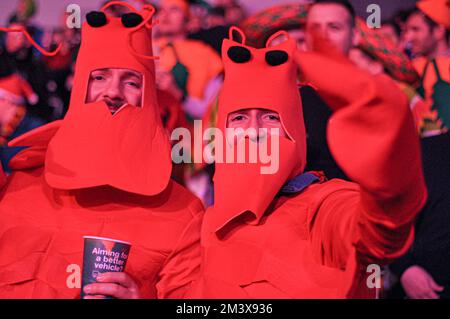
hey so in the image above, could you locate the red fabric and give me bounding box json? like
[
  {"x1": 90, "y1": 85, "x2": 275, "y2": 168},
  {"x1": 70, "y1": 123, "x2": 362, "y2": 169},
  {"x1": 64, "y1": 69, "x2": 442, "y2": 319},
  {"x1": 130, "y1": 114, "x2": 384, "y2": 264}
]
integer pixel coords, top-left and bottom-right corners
[
  {"x1": 45, "y1": 4, "x2": 172, "y2": 196},
  {"x1": 7, "y1": 120, "x2": 61, "y2": 170},
  {"x1": 0, "y1": 167, "x2": 203, "y2": 299},
  {"x1": 191, "y1": 30, "x2": 427, "y2": 299}
]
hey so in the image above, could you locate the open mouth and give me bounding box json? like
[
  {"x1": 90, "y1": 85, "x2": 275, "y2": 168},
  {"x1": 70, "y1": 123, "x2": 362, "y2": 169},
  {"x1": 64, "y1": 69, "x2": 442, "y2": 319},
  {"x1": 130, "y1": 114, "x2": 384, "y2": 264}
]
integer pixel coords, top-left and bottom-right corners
[{"x1": 104, "y1": 100, "x2": 125, "y2": 114}]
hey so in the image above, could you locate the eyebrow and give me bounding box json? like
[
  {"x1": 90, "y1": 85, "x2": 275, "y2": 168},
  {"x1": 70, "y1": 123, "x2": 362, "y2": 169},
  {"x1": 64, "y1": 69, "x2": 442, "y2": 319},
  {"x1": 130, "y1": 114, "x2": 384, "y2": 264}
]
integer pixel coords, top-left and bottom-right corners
[
  {"x1": 229, "y1": 110, "x2": 250, "y2": 115},
  {"x1": 92, "y1": 69, "x2": 111, "y2": 75},
  {"x1": 121, "y1": 71, "x2": 142, "y2": 79},
  {"x1": 229, "y1": 109, "x2": 279, "y2": 116}
]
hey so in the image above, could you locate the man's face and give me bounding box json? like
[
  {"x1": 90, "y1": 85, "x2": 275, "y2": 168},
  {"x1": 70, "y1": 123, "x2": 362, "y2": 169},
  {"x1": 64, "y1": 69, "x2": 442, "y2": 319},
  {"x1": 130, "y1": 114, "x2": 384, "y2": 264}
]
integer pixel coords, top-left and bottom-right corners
[
  {"x1": 404, "y1": 12, "x2": 437, "y2": 57},
  {"x1": 86, "y1": 68, "x2": 143, "y2": 114},
  {"x1": 156, "y1": 4, "x2": 187, "y2": 37},
  {"x1": 226, "y1": 108, "x2": 288, "y2": 140},
  {"x1": 306, "y1": 3, "x2": 355, "y2": 56}
]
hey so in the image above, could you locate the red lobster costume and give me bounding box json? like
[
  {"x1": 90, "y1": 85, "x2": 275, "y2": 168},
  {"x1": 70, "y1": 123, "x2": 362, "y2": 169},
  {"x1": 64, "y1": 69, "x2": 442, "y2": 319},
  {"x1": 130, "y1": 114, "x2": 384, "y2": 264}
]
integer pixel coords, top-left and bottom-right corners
[
  {"x1": 191, "y1": 27, "x2": 428, "y2": 298},
  {"x1": 0, "y1": 2, "x2": 203, "y2": 298}
]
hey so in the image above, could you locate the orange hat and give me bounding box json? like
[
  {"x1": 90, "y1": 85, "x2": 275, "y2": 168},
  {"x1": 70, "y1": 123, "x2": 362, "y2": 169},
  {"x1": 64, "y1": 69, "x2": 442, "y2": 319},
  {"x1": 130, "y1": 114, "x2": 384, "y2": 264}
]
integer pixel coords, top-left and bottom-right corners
[
  {"x1": 44, "y1": 1, "x2": 172, "y2": 196},
  {"x1": 210, "y1": 27, "x2": 306, "y2": 230},
  {"x1": 417, "y1": 0, "x2": 450, "y2": 29}
]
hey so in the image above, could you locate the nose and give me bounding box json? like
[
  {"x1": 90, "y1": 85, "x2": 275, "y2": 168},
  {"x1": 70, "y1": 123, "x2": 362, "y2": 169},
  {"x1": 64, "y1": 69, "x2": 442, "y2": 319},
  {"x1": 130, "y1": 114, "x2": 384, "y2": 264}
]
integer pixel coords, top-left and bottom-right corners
[
  {"x1": 322, "y1": 26, "x2": 331, "y2": 40},
  {"x1": 248, "y1": 114, "x2": 266, "y2": 142},
  {"x1": 104, "y1": 74, "x2": 124, "y2": 101}
]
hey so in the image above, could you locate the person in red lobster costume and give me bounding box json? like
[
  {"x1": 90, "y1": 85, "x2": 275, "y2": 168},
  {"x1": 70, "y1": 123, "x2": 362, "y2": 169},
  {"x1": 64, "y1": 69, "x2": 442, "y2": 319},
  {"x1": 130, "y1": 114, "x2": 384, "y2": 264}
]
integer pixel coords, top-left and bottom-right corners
[
  {"x1": 191, "y1": 27, "x2": 428, "y2": 298},
  {"x1": 0, "y1": 2, "x2": 203, "y2": 299}
]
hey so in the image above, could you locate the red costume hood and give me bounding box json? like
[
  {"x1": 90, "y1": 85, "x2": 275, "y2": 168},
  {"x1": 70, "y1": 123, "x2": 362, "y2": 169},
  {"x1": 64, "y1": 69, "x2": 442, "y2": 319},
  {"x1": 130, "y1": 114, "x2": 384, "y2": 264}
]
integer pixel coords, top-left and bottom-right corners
[
  {"x1": 211, "y1": 27, "x2": 306, "y2": 231},
  {"x1": 44, "y1": 2, "x2": 172, "y2": 196}
]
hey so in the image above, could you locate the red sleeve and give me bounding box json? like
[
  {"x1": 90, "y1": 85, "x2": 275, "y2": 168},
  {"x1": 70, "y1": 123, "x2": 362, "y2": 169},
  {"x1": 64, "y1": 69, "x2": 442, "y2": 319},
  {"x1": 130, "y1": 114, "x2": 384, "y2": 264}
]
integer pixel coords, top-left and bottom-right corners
[
  {"x1": 295, "y1": 51, "x2": 428, "y2": 266},
  {"x1": 155, "y1": 199, "x2": 204, "y2": 299}
]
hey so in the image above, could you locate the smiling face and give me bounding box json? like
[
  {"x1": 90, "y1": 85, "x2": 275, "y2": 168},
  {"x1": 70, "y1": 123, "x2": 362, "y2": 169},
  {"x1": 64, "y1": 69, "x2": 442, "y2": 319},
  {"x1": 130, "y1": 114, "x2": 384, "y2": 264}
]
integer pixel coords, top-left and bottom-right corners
[
  {"x1": 226, "y1": 108, "x2": 288, "y2": 140},
  {"x1": 86, "y1": 68, "x2": 143, "y2": 114}
]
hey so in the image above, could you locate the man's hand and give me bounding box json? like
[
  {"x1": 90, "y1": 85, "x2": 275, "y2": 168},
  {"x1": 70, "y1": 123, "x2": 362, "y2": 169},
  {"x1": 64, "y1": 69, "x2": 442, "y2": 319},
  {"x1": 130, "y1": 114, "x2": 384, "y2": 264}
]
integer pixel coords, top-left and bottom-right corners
[
  {"x1": 83, "y1": 272, "x2": 141, "y2": 299},
  {"x1": 401, "y1": 265, "x2": 444, "y2": 299}
]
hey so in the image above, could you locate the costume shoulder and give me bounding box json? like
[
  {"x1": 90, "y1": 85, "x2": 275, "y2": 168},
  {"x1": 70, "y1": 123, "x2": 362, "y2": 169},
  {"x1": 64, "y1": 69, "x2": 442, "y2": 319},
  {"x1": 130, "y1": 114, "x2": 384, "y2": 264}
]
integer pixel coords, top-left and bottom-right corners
[
  {"x1": 164, "y1": 179, "x2": 205, "y2": 217},
  {"x1": 291, "y1": 178, "x2": 360, "y2": 206},
  {"x1": 7, "y1": 120, "x2": 61, "y2": 171}
]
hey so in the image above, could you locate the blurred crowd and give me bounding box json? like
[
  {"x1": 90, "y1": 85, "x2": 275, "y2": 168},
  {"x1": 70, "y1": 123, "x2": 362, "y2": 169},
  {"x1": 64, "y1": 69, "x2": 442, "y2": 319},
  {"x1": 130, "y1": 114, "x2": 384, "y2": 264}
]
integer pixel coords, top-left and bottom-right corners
[{"x1": 0, "y1": 0, "x2": 449, "y2": 299}]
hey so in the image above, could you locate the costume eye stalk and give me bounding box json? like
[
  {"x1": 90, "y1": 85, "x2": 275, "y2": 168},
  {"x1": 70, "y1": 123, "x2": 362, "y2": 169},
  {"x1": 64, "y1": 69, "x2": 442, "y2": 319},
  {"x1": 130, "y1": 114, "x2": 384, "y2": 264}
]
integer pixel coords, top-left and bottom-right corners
[
  {"x1": 265, "y1": 50, "x2": 289, "y2": 66},
  {"x1": 227, "y1": 46, "x2": 251, "y2": 63},
  {"x1": 121, "y1": 13, "x2": 143, "y2": 28},
  {"x1": 86, "y1": 11, "x2": 108, "y2": 28},
  {"x1": 227, "y1": 46, "x2": 289, "y2": 67}
]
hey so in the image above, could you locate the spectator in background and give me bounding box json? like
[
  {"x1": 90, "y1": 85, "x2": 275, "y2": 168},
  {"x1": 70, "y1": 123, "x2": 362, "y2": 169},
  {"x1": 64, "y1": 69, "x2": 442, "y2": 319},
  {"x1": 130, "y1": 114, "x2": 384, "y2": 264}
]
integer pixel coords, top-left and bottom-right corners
[
  {"x1": 8, "y1": 0, "x2": 44, "y2": 58},
  {"x1": 305, "y1": 0, "x2": 357, "y2": 56},
  {"x1": 186, "y1": 0, "x2": 210, "y2": 35},
  {"x1": 209, "y1": 0, "x2": 246, "y2": 26},
  {"x1": 387, "y1": 9, "x2": 416, "y2": 57},
  {"x1": 0, "y1": 23, "x2": 60, "y2": 172},
  {"x1": 154, "y1": 0, "x2": 223, "y2": 121},
  {"x1": 388, "y1": 131, "x2": 450, "y2": 299},
  {"x1": 188, "y1": 5, "x2": 230, "y2": 53},
  {"x1": 8, "y1": 0, "x2": 38, "y2": 25},
  {"x1": 301, "y1": 0, "x2": 361, "y2": 180},
  {"x1": 384, "y1": 1, "x2": 450, "y2": 299},
  {"x1": 153, "y1": 0, "x2": 223, "y2": 200},
  {"x1": 3, "y1": 21, "x2": 53, "y2": 122},
  {"x1": 224, "y1": 1, "x2": 246, "y2": 26},
  {"x1": 403, "y1": 0, "x2": 450, "y2": 136},
  {"x1": 0, "y1": 45, "x2": 38, "y2": 146},
  {"x1": 41, "y1": 11, "x2": 81, "y2": 118},
  {"x1": 405, "y1": 4, "x2": 450, "y2": 59}
]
